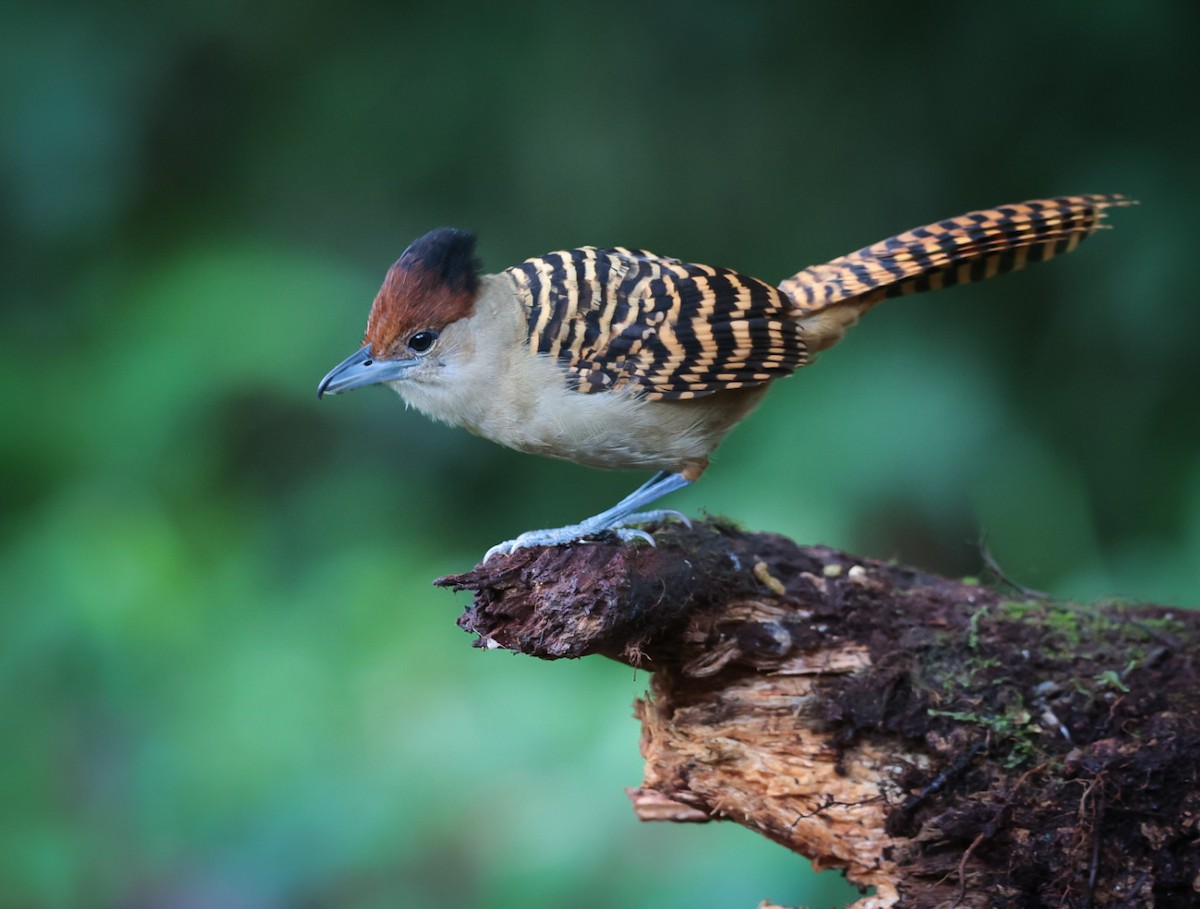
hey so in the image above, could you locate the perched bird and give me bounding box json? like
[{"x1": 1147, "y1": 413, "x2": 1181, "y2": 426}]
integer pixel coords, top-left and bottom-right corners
[{"x1": 319, "y1": 194, "x2": 1132, "y2": 558}]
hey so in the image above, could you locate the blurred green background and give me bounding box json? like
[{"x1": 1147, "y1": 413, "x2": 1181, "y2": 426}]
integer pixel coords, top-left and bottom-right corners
[{"x1": 3, "y1": 3, "x2": 1197, "y2": 908}]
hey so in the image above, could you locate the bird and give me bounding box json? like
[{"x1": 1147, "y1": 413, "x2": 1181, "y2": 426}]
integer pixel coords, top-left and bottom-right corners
[{"x1": 318, "y1": 194, "x2": 1133, "y2": 559}]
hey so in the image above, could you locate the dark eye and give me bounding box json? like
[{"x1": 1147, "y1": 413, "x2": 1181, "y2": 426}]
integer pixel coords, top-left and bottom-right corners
[{"x1": 407, "y1": 330, "x2": 438, "y2": 353}]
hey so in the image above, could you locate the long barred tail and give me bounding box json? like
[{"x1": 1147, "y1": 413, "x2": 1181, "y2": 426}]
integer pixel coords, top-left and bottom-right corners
[{"x1": 783, "y1": 194, "x2": 1135, "y2": 351}]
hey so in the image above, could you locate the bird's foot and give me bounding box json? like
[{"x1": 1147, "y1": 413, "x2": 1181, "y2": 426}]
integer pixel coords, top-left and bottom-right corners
[{"x1": 483, "y1": 510, "x2": 690, "y2": 562}]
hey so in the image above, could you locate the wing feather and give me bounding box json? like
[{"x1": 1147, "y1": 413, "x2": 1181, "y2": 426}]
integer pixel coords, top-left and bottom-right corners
[{"x1": 508, "y1": 248, "x2": 807, "y2": 402}]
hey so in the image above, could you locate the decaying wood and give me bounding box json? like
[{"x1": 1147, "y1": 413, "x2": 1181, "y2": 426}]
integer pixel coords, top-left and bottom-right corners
[{"x1": 437, "y1": 520, "x2": 1200, "y2": 909}]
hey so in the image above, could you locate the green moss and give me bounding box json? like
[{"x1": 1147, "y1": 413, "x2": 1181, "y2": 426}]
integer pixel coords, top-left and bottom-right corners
[
  {"x1": 911, "y1": 596, "x2": 1200, "y2": 767},
  {"x1": 1094, "y1": 669, "x2": 1130, "y2": 693},
  {"x1": 927, "y1": 700, "x2": 1041, "y2": 768}
]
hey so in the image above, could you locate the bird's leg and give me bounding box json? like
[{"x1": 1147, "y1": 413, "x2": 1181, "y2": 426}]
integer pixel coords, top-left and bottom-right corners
[{"x1": 483, "y1": 471, "x2": 692, "y2": 561}]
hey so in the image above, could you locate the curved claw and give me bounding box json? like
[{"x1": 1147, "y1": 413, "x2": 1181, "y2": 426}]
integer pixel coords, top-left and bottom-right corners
[
  {"x1": 613, "y1": 527, "x2": 656, "y2": 547},
  {"x1": 483, "y1": 540, "x2": 517, "y2": 563}
]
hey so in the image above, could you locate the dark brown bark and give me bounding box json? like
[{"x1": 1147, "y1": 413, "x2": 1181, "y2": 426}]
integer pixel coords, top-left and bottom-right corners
[{"x1": 437, "y1": 519, "x2": 1200, "y2": 909}]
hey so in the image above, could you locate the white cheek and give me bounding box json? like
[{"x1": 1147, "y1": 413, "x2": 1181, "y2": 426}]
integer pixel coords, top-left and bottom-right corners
[{"x1": 385, "y1": 352, "x2": 480, "y2": 426}]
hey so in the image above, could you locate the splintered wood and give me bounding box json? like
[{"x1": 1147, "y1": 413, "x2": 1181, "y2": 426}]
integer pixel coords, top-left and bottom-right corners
[{"x1": 632, "y1": 637, "x2": 904, "y2": 900}]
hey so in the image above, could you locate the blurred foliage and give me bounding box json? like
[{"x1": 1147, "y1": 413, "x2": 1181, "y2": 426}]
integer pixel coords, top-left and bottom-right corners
[{"x1": 2, "y1": 2, "x2": 1197, "y2": 907}]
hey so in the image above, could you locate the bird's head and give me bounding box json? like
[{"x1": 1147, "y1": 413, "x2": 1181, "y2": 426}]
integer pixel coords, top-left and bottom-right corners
[{"x1": 317, "y1": 228, "x2": 481, "y2": 398}]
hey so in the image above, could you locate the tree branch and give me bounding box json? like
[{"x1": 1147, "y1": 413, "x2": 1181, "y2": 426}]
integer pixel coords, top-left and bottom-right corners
[{"x1": 437, "y1": 520, "x2": 1200, "y2": 909}]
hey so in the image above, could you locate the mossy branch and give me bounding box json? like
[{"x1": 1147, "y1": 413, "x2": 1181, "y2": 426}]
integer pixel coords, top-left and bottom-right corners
[{"x1": 437, "y1": 520, "x2": 1200, "y2": 909}]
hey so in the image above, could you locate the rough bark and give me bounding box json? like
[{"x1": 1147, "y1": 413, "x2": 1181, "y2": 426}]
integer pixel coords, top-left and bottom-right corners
[{"x1": 436, "y1": 519, "x2": 1200, "y2": 909}]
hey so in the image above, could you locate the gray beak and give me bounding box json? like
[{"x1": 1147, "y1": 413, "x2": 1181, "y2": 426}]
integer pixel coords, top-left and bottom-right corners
[{"x1": 317, "y1": 345, "x2": 418, "y2": 398}]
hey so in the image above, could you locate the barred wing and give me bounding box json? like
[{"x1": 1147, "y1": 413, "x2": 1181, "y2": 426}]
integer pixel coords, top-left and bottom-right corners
[{"x1": 508, "y1": 247, "x2": 807, "y2": 401}]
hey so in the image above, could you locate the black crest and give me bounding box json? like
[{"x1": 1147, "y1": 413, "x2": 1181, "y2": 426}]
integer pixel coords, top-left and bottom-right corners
[{"x1": 401, "y1": 228, "x2": 481, "y2": 294}]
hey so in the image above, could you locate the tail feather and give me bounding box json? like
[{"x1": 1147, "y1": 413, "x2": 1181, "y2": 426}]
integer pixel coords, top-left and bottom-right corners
[{"x1": 782, "y1": 194, "x2": 1135, "y2": 351}]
